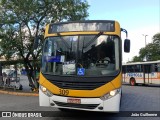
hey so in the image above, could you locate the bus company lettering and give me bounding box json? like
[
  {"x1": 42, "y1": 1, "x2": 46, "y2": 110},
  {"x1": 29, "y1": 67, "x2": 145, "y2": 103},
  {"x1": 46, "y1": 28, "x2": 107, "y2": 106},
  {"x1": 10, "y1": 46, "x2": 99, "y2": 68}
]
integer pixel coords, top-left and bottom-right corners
[{"x1": 127, "y1": 73, "x2": 142, "y2": 77}]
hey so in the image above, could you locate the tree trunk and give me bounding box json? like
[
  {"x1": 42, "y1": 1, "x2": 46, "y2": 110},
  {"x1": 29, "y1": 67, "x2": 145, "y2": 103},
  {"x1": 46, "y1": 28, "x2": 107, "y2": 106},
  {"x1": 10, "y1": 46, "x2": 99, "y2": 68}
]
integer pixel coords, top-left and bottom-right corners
[{"x1": 24, "y1": 60, "x2": 39, "y2": 91}]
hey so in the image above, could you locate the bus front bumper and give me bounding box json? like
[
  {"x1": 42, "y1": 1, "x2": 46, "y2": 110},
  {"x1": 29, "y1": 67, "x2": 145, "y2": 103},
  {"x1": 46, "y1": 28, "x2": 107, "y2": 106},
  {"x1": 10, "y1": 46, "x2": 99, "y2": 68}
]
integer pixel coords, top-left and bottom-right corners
[{"x1": 39, "y1": 88, "x2": 121, "y2": 112}]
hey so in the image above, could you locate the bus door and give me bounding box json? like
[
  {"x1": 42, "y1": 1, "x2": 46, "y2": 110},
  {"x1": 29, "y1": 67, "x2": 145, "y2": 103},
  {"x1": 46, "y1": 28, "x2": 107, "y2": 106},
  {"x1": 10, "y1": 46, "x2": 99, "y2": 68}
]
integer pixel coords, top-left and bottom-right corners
[{"x1": 143, "y1": 65, "x2": 151, "y2": 84}]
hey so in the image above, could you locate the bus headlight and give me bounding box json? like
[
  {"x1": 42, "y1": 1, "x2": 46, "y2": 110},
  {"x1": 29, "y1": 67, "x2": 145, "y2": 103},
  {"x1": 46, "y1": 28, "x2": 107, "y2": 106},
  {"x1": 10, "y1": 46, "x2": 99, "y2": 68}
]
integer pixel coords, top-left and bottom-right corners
[
  {"x1": 100, "y1": 88, "x2": 121, "y2": 101},
  {"x1": 40, "y1": 85, "x2": 53, "y2": 97}
]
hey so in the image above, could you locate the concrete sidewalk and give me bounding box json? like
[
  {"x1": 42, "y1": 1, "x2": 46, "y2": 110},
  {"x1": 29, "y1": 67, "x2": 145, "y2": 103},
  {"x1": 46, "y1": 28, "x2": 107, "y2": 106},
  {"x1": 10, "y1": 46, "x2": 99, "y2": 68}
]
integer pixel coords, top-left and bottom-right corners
[
  {"x1": 19, "y1": 75, "x2": 31, "y2": 92},
  {"x1": 0, "y1": 75, "x2": 38, "y2": 96}
]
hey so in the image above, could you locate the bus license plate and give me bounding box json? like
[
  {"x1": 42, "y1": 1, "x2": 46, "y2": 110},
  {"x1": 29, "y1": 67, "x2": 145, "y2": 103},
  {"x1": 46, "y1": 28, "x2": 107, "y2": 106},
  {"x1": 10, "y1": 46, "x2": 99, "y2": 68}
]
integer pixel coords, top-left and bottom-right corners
[{"x1": 67, "y1": 98, "x2": 81, "y2": 104}]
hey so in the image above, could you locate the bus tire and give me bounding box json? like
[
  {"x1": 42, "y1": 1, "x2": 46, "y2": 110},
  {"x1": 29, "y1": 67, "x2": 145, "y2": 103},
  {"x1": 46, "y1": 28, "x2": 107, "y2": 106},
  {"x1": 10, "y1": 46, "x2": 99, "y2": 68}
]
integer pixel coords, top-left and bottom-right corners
[{"x1": 130, "y1": 78, "x2": 136, "y2": 86}]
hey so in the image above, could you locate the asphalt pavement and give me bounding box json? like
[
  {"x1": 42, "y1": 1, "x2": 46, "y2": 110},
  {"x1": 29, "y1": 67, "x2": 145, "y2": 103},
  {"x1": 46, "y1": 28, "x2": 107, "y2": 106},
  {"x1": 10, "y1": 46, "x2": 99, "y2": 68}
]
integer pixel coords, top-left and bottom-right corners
[{"x1": 0, "y1": 85, "x2": 159, "y2": 120}]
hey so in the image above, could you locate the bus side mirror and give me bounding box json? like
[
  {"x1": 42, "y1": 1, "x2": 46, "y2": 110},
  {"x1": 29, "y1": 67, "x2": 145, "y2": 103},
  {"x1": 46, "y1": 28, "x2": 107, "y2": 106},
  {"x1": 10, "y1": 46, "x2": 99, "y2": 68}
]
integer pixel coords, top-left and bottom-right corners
[{"x1": 124, "y1": 39, "x2": 130, "y2": 53}]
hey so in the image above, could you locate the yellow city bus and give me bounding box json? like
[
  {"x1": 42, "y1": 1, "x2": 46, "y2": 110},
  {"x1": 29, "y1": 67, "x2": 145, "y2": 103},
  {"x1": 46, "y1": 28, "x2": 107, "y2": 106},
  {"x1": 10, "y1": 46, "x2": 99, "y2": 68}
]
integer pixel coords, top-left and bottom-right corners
[{"x1": 38, "y1": 20, "x2": 130, "y2": 112}]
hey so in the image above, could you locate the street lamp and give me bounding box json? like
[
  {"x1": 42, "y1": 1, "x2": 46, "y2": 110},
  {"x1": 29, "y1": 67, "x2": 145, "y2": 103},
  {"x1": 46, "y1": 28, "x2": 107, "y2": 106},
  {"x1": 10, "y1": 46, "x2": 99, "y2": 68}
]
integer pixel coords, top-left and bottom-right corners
[
  {"x1": 142, "y1": 34, "x2": 148, "y2": 46},
  {"x1": 142, "y1": 34, "x2": 148, "y2": 61}
]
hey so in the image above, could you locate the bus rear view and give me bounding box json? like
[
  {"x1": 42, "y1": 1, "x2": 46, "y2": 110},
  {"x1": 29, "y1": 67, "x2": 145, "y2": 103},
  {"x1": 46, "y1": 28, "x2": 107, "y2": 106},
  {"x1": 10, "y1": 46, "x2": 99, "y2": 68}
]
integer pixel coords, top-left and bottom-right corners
[{"x1": 38, "y1": 20, "x2": 130, "y2": 112}]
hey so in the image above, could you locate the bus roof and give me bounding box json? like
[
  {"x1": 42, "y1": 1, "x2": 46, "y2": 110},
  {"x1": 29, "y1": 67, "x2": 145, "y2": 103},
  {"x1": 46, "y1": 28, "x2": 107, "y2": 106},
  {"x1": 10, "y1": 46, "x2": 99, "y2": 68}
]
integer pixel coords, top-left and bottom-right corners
[{"x1": 122, "y1": 60, "x2": 160, "y2": 66}]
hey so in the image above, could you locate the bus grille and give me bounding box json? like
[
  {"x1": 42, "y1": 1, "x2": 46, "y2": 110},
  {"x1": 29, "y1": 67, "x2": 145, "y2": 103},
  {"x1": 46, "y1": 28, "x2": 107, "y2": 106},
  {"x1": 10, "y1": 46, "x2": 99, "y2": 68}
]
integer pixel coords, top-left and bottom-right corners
[
  {"x1": 54, "y1": 101, "x2": 99, "y2": 109},
  {"x1": 49, "y1": 80, "x2": 106, "y2": 90}
]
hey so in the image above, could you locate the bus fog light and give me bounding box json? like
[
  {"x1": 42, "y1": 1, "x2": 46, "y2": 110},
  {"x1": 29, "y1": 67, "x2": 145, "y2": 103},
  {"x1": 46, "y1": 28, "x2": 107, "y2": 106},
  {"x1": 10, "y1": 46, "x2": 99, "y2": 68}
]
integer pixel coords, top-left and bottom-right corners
[
  {"x1": 98, "y1": 106, "x2": 103, "y2": 110},
  {"x1": 40, "y1": 85, "x2": 53, "y2": 97}
]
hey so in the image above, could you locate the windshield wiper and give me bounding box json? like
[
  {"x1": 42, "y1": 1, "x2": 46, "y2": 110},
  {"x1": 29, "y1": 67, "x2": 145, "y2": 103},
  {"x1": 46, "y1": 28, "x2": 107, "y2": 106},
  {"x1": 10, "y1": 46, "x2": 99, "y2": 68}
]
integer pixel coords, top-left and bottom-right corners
[
  {"x1": 57, "y1": 33, "x2": 70, "y2": 49},
  {"x1": 83, "y1": 32, "x2": 103, "y2": 49}
]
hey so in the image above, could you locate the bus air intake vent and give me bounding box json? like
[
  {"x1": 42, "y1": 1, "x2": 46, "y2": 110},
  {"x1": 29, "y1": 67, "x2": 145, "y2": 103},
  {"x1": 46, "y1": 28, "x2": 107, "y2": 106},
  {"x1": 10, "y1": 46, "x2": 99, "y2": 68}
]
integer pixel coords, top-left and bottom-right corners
[
  {"x1": 54, "y1": 101, "x2": 99, "y2": 109},
  {"x1": 49, "y1": 80, "x2": 106, "y2": 90}
]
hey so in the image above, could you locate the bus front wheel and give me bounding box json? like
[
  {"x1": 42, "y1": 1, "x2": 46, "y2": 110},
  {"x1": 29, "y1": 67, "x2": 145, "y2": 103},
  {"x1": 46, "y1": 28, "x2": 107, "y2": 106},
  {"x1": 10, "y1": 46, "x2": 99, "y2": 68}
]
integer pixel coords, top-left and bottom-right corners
[{"x1": 130, "y1": 78, "x2": 136, "y2": 86}]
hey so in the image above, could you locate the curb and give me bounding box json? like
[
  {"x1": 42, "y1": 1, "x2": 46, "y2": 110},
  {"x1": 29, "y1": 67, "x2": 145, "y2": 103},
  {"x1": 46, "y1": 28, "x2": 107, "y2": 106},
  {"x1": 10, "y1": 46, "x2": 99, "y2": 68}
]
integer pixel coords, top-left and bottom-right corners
[{"x1": 0, "y1": 89, "x2": 39, "y2": 96}]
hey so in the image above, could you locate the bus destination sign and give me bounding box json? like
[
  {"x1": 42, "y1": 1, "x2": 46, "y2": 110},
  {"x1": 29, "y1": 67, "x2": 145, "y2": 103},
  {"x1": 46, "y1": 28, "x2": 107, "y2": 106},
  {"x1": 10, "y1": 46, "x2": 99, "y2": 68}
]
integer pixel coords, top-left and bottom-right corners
[{"x1": 48, "y1": 21, "x2": 115, "y2": 33}]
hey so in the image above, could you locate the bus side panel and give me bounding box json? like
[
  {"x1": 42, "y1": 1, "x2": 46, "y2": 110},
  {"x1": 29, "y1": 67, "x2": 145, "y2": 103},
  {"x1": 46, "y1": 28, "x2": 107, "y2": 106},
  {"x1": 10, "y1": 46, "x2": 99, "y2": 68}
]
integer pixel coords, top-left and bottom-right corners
[
  {"x1": 123, "y1": 72, "x2": 144, "y2": 84},
  {"x1": 123, "y1": 72, "x2": 160, "y2": 85},
  {"x1": 150, "y1": 72, "x2": 160, "y2": 85}
]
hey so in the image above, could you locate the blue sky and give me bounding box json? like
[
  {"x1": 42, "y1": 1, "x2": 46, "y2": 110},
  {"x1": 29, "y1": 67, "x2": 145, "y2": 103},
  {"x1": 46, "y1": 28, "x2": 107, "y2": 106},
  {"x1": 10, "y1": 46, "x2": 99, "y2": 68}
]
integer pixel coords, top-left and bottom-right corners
[{"x1": 87, "y1": 0, "x2": 160, "y2": 62}]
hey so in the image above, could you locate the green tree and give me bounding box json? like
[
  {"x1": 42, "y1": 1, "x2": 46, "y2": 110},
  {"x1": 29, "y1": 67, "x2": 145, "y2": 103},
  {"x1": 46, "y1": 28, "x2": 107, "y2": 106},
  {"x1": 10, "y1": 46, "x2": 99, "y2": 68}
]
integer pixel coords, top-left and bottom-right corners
[
  {"x1": 0, "y1": 25, "x2": 17, "y2": 60},
  {"x1": 132, "y1": 33, "x2": 160, "y2": 62},
  {"x1": 0, "y1": 0, "x2": 89, "y2": 90},
  {"x1": 152, "y1": 32, "x2": 160, "y2": 46},
  {"x1": 132, "y1": 56, "x2": 142, "y2": 62}
]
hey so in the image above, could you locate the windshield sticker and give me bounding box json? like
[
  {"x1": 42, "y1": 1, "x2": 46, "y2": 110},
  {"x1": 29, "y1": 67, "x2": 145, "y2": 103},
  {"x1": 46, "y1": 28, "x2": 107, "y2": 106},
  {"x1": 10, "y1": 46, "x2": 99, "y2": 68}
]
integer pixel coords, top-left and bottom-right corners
[
  {"x1": 77, "y1": 68, "x2": 85, "y2": 76},
  {"x1": 60, "y1": 55, "x2": 65, "y2": 62},
  {"x1": 63, "y1": 64, "x2": 75, "y2": 74}
]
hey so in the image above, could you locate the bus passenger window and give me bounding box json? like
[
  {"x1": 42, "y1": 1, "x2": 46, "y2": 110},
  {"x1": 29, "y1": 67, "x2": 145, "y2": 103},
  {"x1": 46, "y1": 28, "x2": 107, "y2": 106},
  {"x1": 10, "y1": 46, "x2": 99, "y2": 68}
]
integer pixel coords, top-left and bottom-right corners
[
  {"x1": 134, "y1": 65, "x2": 141, "y2": 72},
  {"x1": 153, "y1": 64, "x2": 157, "y2": 72},
  {"x1": 122, "y1": 66, "x2": 126, "y2": 73},
  {"x1": 157, "y1": 64, "x2": 160, "y2": 72},
  {"x1": 127, "y1": 65, "x2": 134, "y2": 72},
  {"x1": 153, "y1": 63, "x2": 160, "y2": 72}
]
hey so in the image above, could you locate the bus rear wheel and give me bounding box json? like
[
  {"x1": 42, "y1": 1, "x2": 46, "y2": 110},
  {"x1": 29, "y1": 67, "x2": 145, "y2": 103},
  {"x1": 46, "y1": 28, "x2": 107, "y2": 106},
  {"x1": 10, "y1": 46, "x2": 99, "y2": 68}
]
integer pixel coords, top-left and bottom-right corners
[{"x1": 130, "y1": 78, "x2": 136, "y2": 86}]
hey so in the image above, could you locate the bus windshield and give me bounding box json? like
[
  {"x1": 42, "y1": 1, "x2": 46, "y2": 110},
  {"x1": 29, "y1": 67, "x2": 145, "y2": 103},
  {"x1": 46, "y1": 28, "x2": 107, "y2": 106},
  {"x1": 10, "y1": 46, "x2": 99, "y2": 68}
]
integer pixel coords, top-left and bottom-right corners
[{"x1": 42, "y1": 34, "x2": 120, "y2": 76}]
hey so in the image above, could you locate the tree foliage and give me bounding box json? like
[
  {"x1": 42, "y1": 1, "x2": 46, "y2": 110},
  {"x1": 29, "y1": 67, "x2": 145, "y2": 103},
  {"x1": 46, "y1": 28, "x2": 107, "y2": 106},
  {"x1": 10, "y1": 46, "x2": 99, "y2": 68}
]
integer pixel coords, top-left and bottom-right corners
[
  {"x1": 0, "y1": 0, "x2": 89, "y2": 90},
  {"x1": 132, "y1": 33, "x2": 160, "y2": 62}
]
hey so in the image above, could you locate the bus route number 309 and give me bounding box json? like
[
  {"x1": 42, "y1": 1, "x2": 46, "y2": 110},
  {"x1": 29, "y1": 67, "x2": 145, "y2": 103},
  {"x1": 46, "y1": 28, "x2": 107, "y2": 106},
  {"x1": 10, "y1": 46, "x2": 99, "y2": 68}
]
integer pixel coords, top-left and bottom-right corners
[{"x1": 59, "y1": 89, "x2": 69, "y2": 96}]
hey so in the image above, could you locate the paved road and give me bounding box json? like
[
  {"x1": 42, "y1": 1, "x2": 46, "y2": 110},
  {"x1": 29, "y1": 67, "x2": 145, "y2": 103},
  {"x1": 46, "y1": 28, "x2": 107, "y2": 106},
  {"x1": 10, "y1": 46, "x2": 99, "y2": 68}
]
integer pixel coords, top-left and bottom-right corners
[{"x1": 0, "y1": 85, "x2": 159, "y2": 120}]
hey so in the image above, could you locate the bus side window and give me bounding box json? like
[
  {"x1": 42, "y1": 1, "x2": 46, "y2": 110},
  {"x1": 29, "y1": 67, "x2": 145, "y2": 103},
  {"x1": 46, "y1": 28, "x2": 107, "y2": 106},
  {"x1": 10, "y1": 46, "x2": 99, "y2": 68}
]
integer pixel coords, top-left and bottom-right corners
[
  {"x1": 126, "y1": 66, "x2": 130, "y2": 72},
  {"x1": 135, "y1": 64, "x2": 142, "y2": 72},
  {"x1": 152, "y1": 64, "x2": 157, "y2": 72},
  {"x1": 122, "y1": 66, "x2": 126, "y2": 74},
  {"x1": 153, "y1": 63, "x2": 160, "y2": 72},
  {"x1": 135, "y1": 65, "x2": 139, "y2": 72},
  {"x1": 157, "y1": 63, "x2": 160, "y2": 72},
  {"x1": 127, "y1": 65, "x2": 134, "y2": 72}
]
